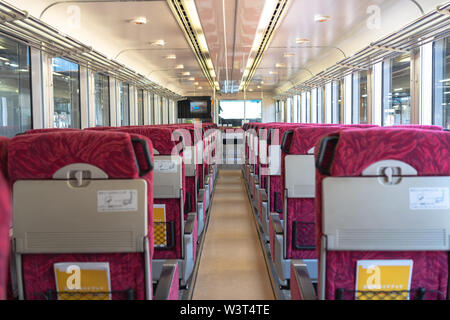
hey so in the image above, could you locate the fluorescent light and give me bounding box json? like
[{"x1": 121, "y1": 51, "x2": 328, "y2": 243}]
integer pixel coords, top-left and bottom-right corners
[
  {"x1": 394, "y1": 88, "x2": 403, "y2": 91},
  {"x1": 275, "y1": 63, "x2": 285, "y2": 68},
  {"x1": 194, "y1": 81, "x2": 199, "y2": 85},
  {"x1": 188, "y1": 77, "x2": 195, "y2": 81},
  {"x1": 198, "y1": 86, "x2": 203, "y2": 89},
  {"x1": 269, "y1": 71, "x2": 277, "y2": 75},
  {"x1": 0, "y1": 57, "x2": 9, "y2": 61},
  {"x1": 439, "y1": 79, "x2": 450, "y2": 83},
  {"x1": 175, "y1": 64, "x2": 184, "y2": 69},
  {"x1": 165, "y1": 54, "x2": 176, "y2": 60},
  {"x1": 182, "y1": 71, "x2": 191, "y2": 76},
  {"x1": 284, "y1": 53, "x2": 295, "y2": 57}
]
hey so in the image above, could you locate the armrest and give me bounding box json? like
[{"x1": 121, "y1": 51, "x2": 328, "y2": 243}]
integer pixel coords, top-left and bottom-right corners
[
  {"x1": 259, "y1": 190, "x2": 267, "y2": 202},
  {"x1": 184, "y1": 212, "x2": 196, "y2": 235},
  {"x1": 205, "y1": 175, "x2": 211, "y2": 186},
  {"x1": 291, "y1": 260, "x2": 317, "y2": 300},
  {"x1": 270, "y1": 213, "x2": 283, "y2": 235},
  {"x1": 154, "y1": 260, "x2": 179, "y2": 300},
  {"x1": 197, "y1": 189, "x2": 205, "y2": 202}
]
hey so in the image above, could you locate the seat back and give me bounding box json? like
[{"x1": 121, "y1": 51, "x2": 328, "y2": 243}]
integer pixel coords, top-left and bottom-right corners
[
  {"x1": 282, "y1": 126, "x2": 343, "y2": 260},
  {"x1": 113, "y1": 127, "x2": 186, "y2": 260},
  {"x1": 315, "y1": 128, "x2": 450, "y2": 300},
  {"x1": 9, "y1": 131, "x2": 154, "y2": 300}
]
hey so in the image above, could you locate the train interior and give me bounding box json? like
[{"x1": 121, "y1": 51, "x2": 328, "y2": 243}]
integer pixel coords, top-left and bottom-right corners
[{"x1": 0, "y1": 0, "x2": 448, "y2": 302}]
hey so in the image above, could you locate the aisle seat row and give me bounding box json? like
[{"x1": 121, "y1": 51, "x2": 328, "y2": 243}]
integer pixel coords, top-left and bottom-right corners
[
  {"x1": 242, "y1": 122, "x2": 450, "y2": 300},
  {"x1": 0, "y1": 122, "x2": 218, "y2": 300}
]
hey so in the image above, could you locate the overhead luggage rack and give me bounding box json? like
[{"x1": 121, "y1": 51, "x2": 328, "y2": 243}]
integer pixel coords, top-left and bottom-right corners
[
  {"x1": 275, "y1": 2, "x2": 450, "y2": 97},
  {"x1": 0, "y1": 1, "x2": 183, "y2": 100}
]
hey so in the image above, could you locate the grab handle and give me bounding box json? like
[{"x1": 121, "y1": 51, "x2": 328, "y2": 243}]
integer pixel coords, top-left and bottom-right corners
[
  {"x1": 315, "y1": 136, "x2": 339, "y2": 176},
  {"x1": 131, "y1": 138, "x2": 153, "y2": 177}
]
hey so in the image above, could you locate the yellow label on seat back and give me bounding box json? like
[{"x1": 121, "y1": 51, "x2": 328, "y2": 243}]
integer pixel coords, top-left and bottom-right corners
[{"x1": 355, "y1": 260, "x2": 413, "y2": 300}]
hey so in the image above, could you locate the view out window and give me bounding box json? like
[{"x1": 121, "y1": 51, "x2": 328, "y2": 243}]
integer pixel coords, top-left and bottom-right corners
[
  {"x1": 332, "y1": 81, "x2": 342, "y2": 124},
  {"x1": 219, "y1": 100, "x2": 261, "y2": 126},
  {"x1": 352, "y1": 71, "x2": 368, "y2": 124},
  {"x1": 383, "y1": 54, "x2": 411, "y2": 125},
  {"x1": 120, "y1": 82, "x2": 130, "y2": 126},
  {"x1": 433, "y1": 37, "x2": 450, "y2": 129},
  {"x1": 53, "y1": 57, "x2": 80, "y2": 128},
  {"x1": 0, "y1": 36, "x2": 32, "y2": 137},
  {"x1": 94, "y1": 73, "x2": 110, "y2": 127},
  {"x1": 286, "y1": 98, "x2": 292, "y2": 122},
  {"x1": 317, "y1": 88, "x2": 324, "y2": 123},
  {"x1": 137, "y1": 89, "x2": 144, "y2": 125}
]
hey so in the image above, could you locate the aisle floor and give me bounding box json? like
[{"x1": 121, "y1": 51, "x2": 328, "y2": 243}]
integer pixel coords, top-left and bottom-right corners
[{"x1": 192, "y1": 169, "x2": 275, "y2": 300}]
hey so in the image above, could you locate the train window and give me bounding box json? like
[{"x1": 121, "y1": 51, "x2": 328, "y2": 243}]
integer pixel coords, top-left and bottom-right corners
[
  {"x1": 293, "y1": 95, "x2": 299, "y2": 123},
  {"x1": 137, "y1": 89, "x2": 144, "y2": 125},
  {"x1": 332, "y1": 81, "x2": 342, "y2": 124},
  {"x1": 93, "y1": 73, "x2": 110, "y2": 127},
  {"x1": 120, "y1": 82, "x2": 130, "y2": 126},
  {"x1": 0, "y1": 36, "x2": 32, "y2": 137},
  {"x1": 382, "y1": 54, "x2": 411, "y2": 126},
  {"x1": 153, "y1": 94, "x2": 160, "y2": 124},
  {"x1": 432, "y1": 37, "x2": 450, "y2": 129},
  {"x1": 245, "y1": 100, "x2": 262, "y2": 122},
  {"x1": 317, "y1": 87, "x2": 324, "y2": 123},
  {"x1": 52, "y1": 57, "x2": 80, "y2": 129},
  {"x1": 352, "y1": 71, "x2": 368, "y2": 124}
]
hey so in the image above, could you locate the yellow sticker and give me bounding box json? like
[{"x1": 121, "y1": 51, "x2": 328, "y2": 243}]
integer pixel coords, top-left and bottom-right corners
[
  {"x1": 355, "y1": 260, "x2": 413, "y2": 300},
  {"x1": 54, "y1": 263, "x2": 111, "y2": 300},
  {"x1": 153, "y1": 204, "x2": 167, "y2": 247}
]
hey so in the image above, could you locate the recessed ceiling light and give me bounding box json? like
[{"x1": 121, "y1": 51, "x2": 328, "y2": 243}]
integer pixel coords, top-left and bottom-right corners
[
  {"x1": 150, "y1": 39, "x2": 166, "y2": 46},
  {"x1": 260, "y1": 81, "x2": 264, "y2": 84},
  {"x1": 296, "y1": 38, "x2": 310, "y2": 44},
  {"x1": 257, "y1": 85, "x2": 261, "y2": 89},
  {"x1": 131, "y1": 17, "x2": 147, "y2": 25},
  {"x1": 314, "y1": 14, "x2": 331, "y2": 22},
  {"x1": 248, "y1": 88, "x2": 253, "y2": 92},
  {"x1": 275, "y1": 63, "x2": 285, "y2": 68},
  {"x1": 182, "y1": 71, "x2": 191, "y2": 76},
  {"x1": 194, "y1": 82, "x2": 199, "y2": 85},
  {"x1": 165, "y1": 54, "x2": 176, "y2": 60},
  {"x1": 269, "y1": 71, "x2": 277, "y2": 75},
  {"x1": 198, "y1": 86, "x2": 203, "y2": 89},
  {"x1": 188, "y1": 77, "x2": 195, "y2": 81},
  {"x1": 284, "y1": 53, "x2": 295, "y2": 57},
  {"x1": 175, "y1": 64, "x2": 184, "y2": 69}
]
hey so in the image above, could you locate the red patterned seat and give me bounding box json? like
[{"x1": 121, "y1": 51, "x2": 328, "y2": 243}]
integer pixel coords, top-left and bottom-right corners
[
  {"x1": 112, "y1": 126, "x2": 197, "y2": 286},
  {"x1": 0, "y1": 173, "x2": 10, "y2": 300},
  {"x1": 9, "y1": 131, "x2": 155, "y2": 300},
  {"x1": 313, "y1": 128, "x2": 450, "y2": 300}
]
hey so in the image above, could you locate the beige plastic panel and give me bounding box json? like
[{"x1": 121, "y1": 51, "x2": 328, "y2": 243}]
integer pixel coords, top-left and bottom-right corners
[
  {"x1": 153, "y1": 155, "x2": 183, "y2": 198},
  {"x1": 284, "y1": 155, "x2": 315, "y2": 198},
  {"x1": 323, "y1": 176, "x2": 450, "y2": 251},
  {"x1": 184, "y1": 146, "x2": 197, "y2": 177},
  {"x1": 13, "y1": 179, "x2": 147, "y2": 254}
]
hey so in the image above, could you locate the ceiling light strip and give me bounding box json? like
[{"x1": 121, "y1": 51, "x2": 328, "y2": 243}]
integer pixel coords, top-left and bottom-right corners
[
  {"x1": 167, "y1": 0, "x2": 220, "y2": 92},
  {"x1": 238, "y1": 0, "x2": 290, "y2": 92}
]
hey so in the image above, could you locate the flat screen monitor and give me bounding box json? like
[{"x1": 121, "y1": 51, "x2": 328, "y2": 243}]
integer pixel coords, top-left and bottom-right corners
[{"x1": 190, "y1": 100, "x2": 208, "y2": 113}]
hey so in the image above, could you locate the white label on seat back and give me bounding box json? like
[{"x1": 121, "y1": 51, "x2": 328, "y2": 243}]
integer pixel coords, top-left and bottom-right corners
[
  {"x1": 409, "y1": 187, "x2": 450, "y2": 210},
  {"x1": 97, "y1": 190, "x2": 138, "y2": 212},
  {"x1": 154, "y1": 159, "x2": 178, "y2": 173}
]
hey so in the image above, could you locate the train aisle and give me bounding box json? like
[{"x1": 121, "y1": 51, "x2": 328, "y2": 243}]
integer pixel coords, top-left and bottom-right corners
[{"x1": 192, "y1": 170, "x2": 275, "y2": 300}]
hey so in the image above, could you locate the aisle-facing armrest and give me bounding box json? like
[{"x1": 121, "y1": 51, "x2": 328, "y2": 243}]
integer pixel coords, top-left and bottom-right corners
[
  {"x1": 154, "y1": 260, "x2": 179, "y2": 300},
  {"x1": 290, "y1": 260, "x2": 317, "y2": 300}
]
